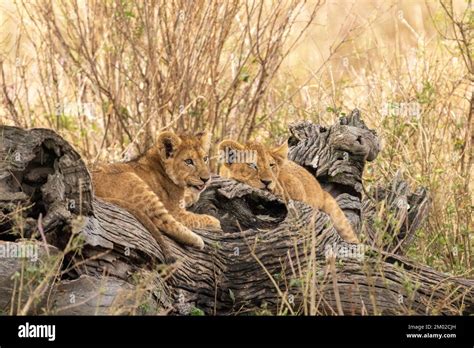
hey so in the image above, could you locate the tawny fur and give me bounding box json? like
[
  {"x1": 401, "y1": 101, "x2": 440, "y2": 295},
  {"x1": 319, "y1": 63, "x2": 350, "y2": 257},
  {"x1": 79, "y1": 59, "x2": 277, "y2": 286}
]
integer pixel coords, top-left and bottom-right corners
[
  {"x1": 91, "y1": 131, "x2": 221, "y2": 259},
  {"x1": 183, "y1": 188, "x2": 201, "y2": 208},
  {"x1": 219, "y1": 140, "x2": 360, "y2": 244}
]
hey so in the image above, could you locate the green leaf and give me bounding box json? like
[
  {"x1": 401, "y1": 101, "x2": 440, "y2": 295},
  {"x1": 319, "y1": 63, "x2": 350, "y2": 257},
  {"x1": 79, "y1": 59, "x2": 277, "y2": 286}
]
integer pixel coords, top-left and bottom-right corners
[
  {"x1": 289, "y1": 278, "x2": 302, "y2": 288},
  {"x1": 190, "y1": 307, "x2": 205, "y2": 316}
]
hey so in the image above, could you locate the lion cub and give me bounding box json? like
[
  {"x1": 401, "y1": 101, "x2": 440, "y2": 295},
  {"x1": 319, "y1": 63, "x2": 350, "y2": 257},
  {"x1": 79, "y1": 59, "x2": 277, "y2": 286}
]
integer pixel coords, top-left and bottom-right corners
[
  {"x1": 219, "y1": 140, "x2": 359, "y2": 243},
  {"x1": 92, "y1": 131, "x2": 221, "y2": 258}
]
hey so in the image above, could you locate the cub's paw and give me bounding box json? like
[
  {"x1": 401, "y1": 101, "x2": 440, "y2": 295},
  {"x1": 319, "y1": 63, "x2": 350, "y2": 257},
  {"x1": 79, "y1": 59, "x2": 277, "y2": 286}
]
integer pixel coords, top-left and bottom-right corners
[
  {"x1": 195, "y1": 236, "x2": 205, "y2": 250},
  {"x1": 193, "y1": 235, "x2": 205, "y2": 250}
]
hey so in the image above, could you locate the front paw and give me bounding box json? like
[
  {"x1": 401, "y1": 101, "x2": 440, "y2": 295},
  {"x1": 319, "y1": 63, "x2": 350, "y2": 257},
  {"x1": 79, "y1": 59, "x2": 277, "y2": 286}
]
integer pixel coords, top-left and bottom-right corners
[
  {"x1": 202, "y1": 215, "x2": 221, "y2": 230},
  {"x1": 192, "y1": 234, "x2": 205, "y2": 249}
]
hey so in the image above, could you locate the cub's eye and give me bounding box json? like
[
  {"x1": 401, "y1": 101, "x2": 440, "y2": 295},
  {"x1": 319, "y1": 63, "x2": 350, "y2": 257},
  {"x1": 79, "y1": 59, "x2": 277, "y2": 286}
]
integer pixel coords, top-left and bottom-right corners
[
  {"x1": 248, "y1": 163, "x2": 258, "y2": 170},
  {"x1": 184, "y1": 159, "x2": 194, "y2": 166},
  {"x1": 203, "y1": 156, "x2": 209, "y2": 163},
  {"x1": 270, "y1": 162, "x2": 276, "y2": 168}
]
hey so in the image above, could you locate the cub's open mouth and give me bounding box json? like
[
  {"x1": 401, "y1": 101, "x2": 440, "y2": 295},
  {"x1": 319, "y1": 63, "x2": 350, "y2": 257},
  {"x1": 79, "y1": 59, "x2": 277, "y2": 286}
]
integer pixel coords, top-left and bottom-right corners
[{"x1": 190, "y1": 184, "x2": 205, "y2": 191}]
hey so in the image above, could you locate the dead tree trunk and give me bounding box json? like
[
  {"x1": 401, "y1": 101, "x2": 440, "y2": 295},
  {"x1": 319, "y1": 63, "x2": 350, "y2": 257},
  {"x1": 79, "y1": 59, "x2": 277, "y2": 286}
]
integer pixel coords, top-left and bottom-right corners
[{"x1": 0, "y1": 111, "x2": 472, "y2": 315}]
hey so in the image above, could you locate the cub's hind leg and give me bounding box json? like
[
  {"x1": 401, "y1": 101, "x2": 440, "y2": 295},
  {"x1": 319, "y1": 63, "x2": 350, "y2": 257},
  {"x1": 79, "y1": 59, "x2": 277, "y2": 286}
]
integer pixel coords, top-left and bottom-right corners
[
  {"x1": 320, "y1": 191, "x2": 360, "y2": 244},
  {"x1": 103, "y1": 198, "x2": 176, "y2": 264}
]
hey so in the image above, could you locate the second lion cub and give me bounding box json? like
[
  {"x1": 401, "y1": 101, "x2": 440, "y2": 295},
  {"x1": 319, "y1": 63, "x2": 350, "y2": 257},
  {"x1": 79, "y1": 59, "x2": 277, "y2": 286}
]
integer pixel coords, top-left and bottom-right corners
[{"x1": 219, "y1": 140, "x2": 360, "y2": 244}]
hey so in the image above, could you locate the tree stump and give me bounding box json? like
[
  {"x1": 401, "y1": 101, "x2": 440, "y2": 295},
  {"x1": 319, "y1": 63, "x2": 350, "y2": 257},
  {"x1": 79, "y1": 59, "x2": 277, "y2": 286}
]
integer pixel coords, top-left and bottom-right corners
[{"x1": 0, "y1": 111, "x2": 472, "y2": 315}]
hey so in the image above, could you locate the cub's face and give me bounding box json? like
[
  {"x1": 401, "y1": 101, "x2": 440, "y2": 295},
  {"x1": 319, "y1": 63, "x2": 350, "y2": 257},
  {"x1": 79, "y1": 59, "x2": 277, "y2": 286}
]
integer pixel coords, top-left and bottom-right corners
[
  {"x1": 218, "y1": 140, "x2": 288, "y2": 193},
  {"x1": 157, "y1": 131, "x2": 212, "y2": 192}
]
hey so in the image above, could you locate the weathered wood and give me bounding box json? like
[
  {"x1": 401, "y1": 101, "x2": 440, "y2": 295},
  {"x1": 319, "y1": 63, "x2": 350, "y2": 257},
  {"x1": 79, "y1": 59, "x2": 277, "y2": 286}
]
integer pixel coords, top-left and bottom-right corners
[
  {"x1": 0, "y1": 112, "x2": 472, "y2": 315},
  {"x1": 0, "y1": 126, "x2": 93, "y2": 243},
  {"x1": 362, "y1": 171, "x2": 431, "y2": 254},
  {"x1": 287, "y1": 110, "x2": 430, "y2": 253}
]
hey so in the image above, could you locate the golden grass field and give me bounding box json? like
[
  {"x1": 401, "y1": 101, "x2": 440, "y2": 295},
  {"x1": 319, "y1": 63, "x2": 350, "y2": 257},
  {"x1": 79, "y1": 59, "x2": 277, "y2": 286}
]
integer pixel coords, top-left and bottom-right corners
[{"x1": 0, "y1": 0, "x2": 472, "y2": 280}]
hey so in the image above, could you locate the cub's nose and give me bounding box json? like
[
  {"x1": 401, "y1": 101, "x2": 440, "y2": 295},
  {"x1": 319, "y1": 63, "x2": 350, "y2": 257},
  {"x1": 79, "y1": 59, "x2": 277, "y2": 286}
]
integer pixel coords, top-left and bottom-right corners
[
  {"x1": 200, "y1": 177, "x2": 210, "y2": 184},
  {"x1": 261, "y1": 179, "x2": 272, "y2": 187}
]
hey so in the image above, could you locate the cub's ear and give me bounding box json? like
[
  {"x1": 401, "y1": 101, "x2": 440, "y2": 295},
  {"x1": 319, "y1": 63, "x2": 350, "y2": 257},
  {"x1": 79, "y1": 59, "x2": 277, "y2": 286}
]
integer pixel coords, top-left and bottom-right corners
[
  {"x1": 218, "y1": 139, "x2": 244, "y2": 152},
  {"x1": 196, "y1": 131, "x2": 212, "y2": 153},
  {"x1": 272, "y1": 141, "x2": 288, "y2": 164},
  {"x1": 218, "y1": 139, "x2": 244, "y2": 167},
  {"x1": 157, "y1": 131, "x2": 182, "y2": 159}
]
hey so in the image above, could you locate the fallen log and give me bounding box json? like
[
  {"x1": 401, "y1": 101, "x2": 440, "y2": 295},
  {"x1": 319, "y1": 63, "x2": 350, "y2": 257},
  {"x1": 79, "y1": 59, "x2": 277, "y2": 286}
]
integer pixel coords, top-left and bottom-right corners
[{"x1": 0, "y1": 111, "x2": 472, "y2": 315}]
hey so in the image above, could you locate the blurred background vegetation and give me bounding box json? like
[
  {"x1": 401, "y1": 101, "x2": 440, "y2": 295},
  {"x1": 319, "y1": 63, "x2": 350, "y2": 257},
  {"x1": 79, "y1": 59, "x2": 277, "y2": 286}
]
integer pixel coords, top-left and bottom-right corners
[{"x1": 0, "y1": 0, "x2": 472, "y2": 276}]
